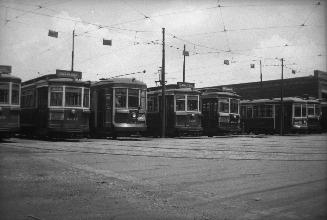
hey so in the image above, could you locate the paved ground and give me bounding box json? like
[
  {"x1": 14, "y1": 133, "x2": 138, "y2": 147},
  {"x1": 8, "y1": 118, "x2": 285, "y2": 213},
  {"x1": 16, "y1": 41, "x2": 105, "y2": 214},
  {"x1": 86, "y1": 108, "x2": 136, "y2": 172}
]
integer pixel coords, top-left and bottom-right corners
[{"x1": 0, "y1": 134, "x2": 326, "y2": 220}]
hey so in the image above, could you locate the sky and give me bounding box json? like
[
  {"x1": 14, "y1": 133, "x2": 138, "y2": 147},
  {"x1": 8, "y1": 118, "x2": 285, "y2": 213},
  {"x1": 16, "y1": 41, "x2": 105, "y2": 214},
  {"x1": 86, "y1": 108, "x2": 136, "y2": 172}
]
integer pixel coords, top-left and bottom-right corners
[{"x1": 0, "y1": 0, "x2": 326, "y2": 87}]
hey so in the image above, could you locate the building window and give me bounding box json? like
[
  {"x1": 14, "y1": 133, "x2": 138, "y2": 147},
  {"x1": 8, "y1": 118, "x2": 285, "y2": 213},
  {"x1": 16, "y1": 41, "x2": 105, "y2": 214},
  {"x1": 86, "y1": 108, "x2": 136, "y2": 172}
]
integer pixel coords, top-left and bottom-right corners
[
  {"x1": 50, "y1": 86, "x2": 63, "y2": 106},
  {"x1": 65, "y1": 87, "x2": 82, "y2": 107}
]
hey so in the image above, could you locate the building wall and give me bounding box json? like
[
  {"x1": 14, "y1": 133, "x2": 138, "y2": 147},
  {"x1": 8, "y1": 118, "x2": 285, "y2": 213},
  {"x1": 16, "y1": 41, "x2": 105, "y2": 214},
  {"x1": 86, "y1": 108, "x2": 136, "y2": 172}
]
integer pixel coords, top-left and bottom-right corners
[{"x1": 201, "y1": 70, "x2": 327, "y2": 100}]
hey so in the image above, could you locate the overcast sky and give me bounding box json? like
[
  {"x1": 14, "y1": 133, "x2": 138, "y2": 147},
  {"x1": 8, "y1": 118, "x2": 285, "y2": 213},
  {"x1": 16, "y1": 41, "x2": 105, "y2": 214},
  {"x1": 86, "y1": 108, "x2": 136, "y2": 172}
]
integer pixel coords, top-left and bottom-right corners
[{"x1": 0, "y1": 0, "x2": 326, "y2": 87}]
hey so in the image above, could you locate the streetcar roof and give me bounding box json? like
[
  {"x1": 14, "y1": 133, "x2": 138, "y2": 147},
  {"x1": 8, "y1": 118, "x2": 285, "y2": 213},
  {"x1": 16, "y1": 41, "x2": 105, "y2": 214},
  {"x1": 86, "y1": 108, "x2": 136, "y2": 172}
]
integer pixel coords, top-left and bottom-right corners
[
  {"x1": 0, "y1": 73, "x2": 21, "y2": 83},
  {"x1": 201, "y1": 91, "x2": 240, "y2": 98},
  {"x1": 22, "y1": 74, "x2": 90, "y2": 86},
  {"x1": 92, "y1": 77, "x2": 146, "y2": 88},
  {"x1": 240, "y1": 97, "x2": 320, "y2": 104},
  {"x1": 147, "y1": 87, "x2": 201, "y2": 96}
]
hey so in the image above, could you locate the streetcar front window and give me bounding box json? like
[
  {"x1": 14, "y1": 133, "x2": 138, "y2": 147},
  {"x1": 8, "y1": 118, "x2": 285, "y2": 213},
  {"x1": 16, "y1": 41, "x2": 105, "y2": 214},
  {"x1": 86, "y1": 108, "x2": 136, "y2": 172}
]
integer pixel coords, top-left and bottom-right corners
[
  {"x1": 219, "y1": 98, "x2": 229, "y2": 113},
  {"x1": 115, "y1": 88, "x2": 127, "y2": 108},
  {"x1": 12, "y1": 84, "x2": 20, "y2": 105},
  {"x1": 129, "y1": 89, "x2": 139, "y2": 108},
  {"x1": 22, "y1": 89, "x2": 34, "y2": 107},
  {"x1": 301, "y1": 104, "x2": 306, "y2": 117},
  {"x1": 187, "y1": 95, "x2": 198, "y2": 111},
  {"x1": 0, "y1": 83, "x2": 9, "y2": 104},
  {"x1": 230, "y1": 99, "x2": 239, "y2": 114},
  {"x1": 294, "y1": 104, "x2": 301, "y2": 117},
  {"x1": 65, "y1": 87, "x2": 82, "y2": 107},
  {"x1": 246, "y1": 106, "x2": 253, "y2": 118},
  {"x1": 147, "y1": 96, "x2": 157, "y2": 112},
  {"x1": 307, "y1": 104, "x2": 315, "y2": 116},
  {"x1": 176, "y1": 95, "x2": 186, "y2": 111},
  {"x1": 83, "y1": 88, "x2": 90, "y2": 107},
  {"x1": 50, "y1": 86, "x2": 63, "y2": 106}
]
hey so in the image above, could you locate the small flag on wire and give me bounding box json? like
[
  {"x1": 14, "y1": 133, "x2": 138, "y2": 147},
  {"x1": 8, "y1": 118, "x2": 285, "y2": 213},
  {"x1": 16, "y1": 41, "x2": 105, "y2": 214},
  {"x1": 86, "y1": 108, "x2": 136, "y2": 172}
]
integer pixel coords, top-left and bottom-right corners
[
  {"x1": 292, "y1": 69, "x2": 296, "y2": 74},
  {"x1": 48, "y1": 30, "x2": 58, "y2": 38},
  {"x1": 224, "y1": 60, "x2": 229, "y2": 65},
  {"x1": 250, "y1": 64, "x2": 255, "y2": 68},
  {"x1": 183, "y1": 50, "x2": 189, "y2": 56},
  {"x1": 103, "y1": 39, "x2": 112, "y2": 46}
]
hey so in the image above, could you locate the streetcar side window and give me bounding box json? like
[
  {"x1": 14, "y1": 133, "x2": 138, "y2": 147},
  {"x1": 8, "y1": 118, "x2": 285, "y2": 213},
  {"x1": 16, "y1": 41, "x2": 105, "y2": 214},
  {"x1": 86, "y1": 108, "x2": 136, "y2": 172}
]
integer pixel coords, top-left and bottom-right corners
[
  {"x1": 65, "y1": 87, "x2": 82, "y2": 107},
  {"x1": 50, "y1": 86, "x2": 63, "y2": 106},
  {"x1": 22, "y1": 89, "x2": 34, "y2": 107},
  {"x1": 11, "y1": 83, "x2": 20, "y2": 105},
  {"x1": 140, "y1": 90, "x2": 146, "y2": 109},
  {"x1": 115, "y1": 88, "x2": 127, "y2": 108},
  {"x1": 230, "y1": 99, "x2": 239, "y2": 114},
  {"x1": 128, "y1": 89, "x2": 139, "y2": 108},
  {"x1": 176, "y1": 95, "x2": 186, "y2": 111},
  {"x1": 246, "y1": 105, "x2": 253, "y2": 118},
  {"x1": 187, "y1": 95, "x2": 198, "y2": 111},
  {"x1": 0, "y1": 83, "x2": 9, "y2": 104},
  {"x1": 219, "y1": 98, "x2": 229, "y2": 113},
  {"x1": 294, "y1": 104, "x2": 301, "y2": 117},
  {"x1": 83, "y1": 88, "x2": 90, "y2": 108},
  {"x1": 315, "y1": 105, "x2": 320, "y2": 116}
]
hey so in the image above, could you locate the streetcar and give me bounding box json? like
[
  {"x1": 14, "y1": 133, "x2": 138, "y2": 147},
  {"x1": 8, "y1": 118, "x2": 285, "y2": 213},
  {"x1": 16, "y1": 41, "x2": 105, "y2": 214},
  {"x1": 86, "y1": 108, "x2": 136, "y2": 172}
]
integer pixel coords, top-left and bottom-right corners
[
  {"x1": 240, "y1": 97, "x2": 321, "y2": 134},
  {"x1": 201, "y1": 87, "x2": 241, "y2": 136},
  {"x1": 0, "y1": 65, "x2": 21, "y2": 138},
  {"x1": 90, "y1": 78, "x2": 147, "y2": 138},
  {"x1": 20, "y1": 70, "x2": 91, "y2": 138},
  {"x1": 147, "y1": 82, "x2": 202, "y2": 137}
]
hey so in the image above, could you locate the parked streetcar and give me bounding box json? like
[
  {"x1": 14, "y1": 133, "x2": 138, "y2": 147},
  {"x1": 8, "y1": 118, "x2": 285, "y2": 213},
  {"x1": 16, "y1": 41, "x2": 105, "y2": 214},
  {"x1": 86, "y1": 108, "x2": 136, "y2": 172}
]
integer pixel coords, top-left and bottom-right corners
[
  {"x1": 147, "y1": 82, "x2": 202, "y2": 137},
  {"x1": 0, "y1": 65, "x2": 21, "y2": 138},
  {"x1": 201, "y1": 87, "x2": 241, "y2": 136},
  {"x1": 240, "y1": 97, "x2": 321, "y2": 134},
  {"x1": 20, "y1": 70, "x2": 90, "y2": 138},
  {"x1": 90, "y1": 78, "x2": 147, "y2": 138}
]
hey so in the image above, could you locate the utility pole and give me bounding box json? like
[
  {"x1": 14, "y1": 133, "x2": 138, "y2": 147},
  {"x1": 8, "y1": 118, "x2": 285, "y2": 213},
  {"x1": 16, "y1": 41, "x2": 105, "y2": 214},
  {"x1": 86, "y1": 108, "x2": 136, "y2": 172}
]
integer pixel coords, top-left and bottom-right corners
[
  {"x1": 161, "y1": 28, "x2": 166, "y2": 138},
  {"x1": 183, "y1": 44, "x2": 186, "y2": 83},
  {"x1": 71, "y1": 29, "x2": 75, "y2": 72},
  {"x1": 280, "y1": 58, "x2": 284, "y2": 136}
]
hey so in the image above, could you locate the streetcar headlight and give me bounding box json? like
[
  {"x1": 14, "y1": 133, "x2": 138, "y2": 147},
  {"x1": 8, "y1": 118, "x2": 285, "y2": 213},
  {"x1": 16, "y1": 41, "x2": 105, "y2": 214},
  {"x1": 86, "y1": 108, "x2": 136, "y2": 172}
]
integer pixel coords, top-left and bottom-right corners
[{"x1": 71, "y1": 109, "x2": 76, "y2": 114}]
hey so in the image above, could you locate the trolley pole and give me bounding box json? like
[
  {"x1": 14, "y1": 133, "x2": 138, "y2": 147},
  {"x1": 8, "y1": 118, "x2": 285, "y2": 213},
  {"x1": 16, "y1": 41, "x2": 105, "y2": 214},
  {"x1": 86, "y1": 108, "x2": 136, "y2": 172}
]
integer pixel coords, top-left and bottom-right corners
[
  {"x1": 161, "y1": 28, "x2": 166, "y2": 138},
  {"x1": 71, "y1": 29, "x2": 75, "y2": 72},
  {"x1": 182, "y1": 44, "x2": 186, "y2": 83},
  {"x1": 280, "y1": 58, "x2": 284, "y2": 136},
  {"x1": 260, "y1": 60, "x2": 262, "y2": 87}
]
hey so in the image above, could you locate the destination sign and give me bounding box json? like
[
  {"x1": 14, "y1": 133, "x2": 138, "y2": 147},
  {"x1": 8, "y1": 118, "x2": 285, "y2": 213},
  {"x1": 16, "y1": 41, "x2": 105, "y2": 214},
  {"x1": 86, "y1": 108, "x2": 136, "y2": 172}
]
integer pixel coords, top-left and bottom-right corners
[
  {"x1": 0, "y1": 65, "x2": 12, "y2": 74},
  {"x1": 56, "y1": 69, "x2": 82, "y2": 79},
  {"x1": 177, "y1": 82, "x2": 195, "y2": 89}
]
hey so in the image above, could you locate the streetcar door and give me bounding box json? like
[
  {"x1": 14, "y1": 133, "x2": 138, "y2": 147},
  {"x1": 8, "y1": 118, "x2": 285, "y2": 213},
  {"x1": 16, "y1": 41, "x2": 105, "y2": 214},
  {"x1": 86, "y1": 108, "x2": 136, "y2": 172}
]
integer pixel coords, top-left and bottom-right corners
[
  {"x1": 104, "y1": 93, "x2": 112, "y2": 127},
  {"x1": 202, "y1": 98, "x2": 218, "y2": 129},
  {"x1": 37, "y1": 87, "x2": 48, "y2": 128}
]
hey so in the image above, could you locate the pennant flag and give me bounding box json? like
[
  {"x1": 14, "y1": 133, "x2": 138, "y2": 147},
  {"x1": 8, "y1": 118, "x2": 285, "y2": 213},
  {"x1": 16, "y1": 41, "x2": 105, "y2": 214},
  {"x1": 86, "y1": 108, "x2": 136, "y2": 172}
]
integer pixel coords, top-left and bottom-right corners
[
  {"x1": 48, "y1": 30, "x2": 58, "y2": 38},
  {"x1": 183, "y1": 50, "x2": 189, "y2": 56},
  {"x1": 250, "y1": 64, "x2": 255, "y2": 68},
  {"x1": 224, "y1": 60, "x2": 229, "y2": 65},
  {"x1": 292, "y1": 69, "x2": 296, "y2": 74},
  {"x1": 103, "y1": 39, "x2": 112, "y2": 46}
]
